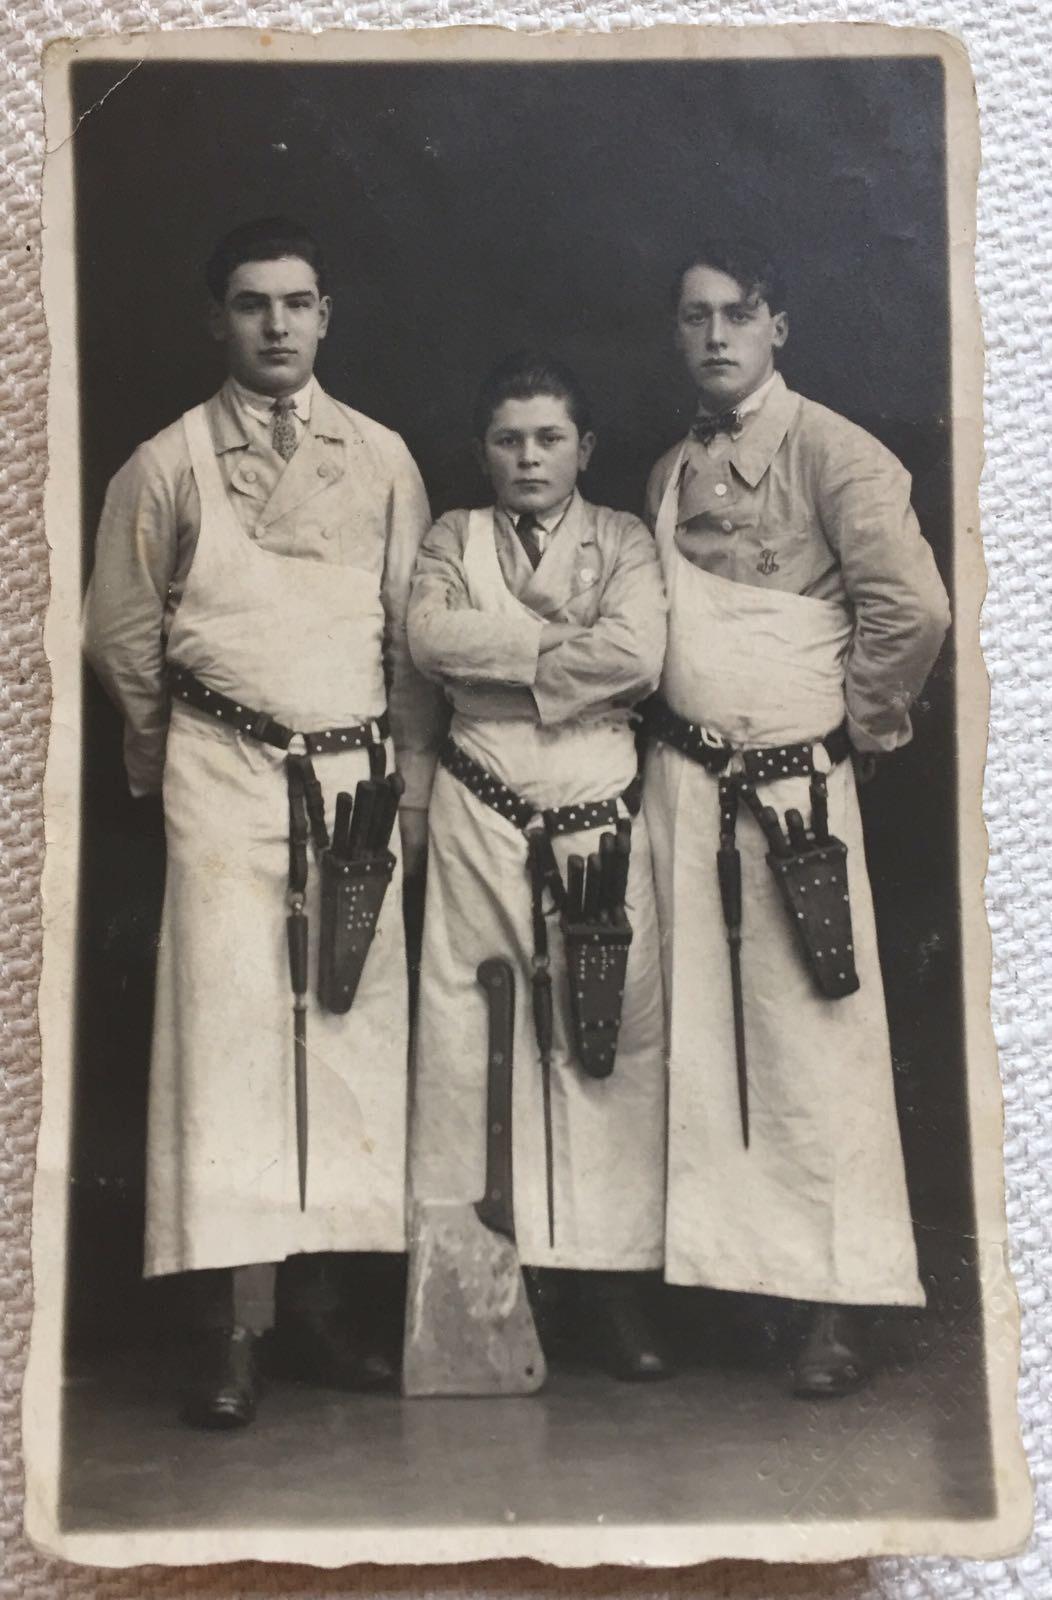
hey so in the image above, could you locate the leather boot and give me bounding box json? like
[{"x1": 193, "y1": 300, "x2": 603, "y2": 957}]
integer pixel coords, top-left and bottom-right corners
[
  {"x1": 792, "y1": 1304, "x2": 871, "y2": 1399},
  {"x1": 182, "y1": 1326, "x2": 259, "y2": 1430},
  {"x1": 270, "y1": 1252, "x2": 396, "y2": 1391},
  {"x1": 586, "y1": 1272, "x2": 673, "y2": 1382}
]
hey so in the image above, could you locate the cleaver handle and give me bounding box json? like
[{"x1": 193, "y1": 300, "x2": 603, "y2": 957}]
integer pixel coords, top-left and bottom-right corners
[{"x1": 475, "y1": 958, "x2": 516, "y2": 1242}]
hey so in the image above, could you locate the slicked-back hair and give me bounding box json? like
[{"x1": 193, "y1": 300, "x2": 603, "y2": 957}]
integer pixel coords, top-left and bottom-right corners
[
  {"x1": 205, "y1": 217, "x2": 328, "y2": 303},
  {"x1": 472, "y1": 351, "x2": 594, "y2": 441},
  {"x1": 671, "y1": 239, "x2": 786, "y2": 315}
]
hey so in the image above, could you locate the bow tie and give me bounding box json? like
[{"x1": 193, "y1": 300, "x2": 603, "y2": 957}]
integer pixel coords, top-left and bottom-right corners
[{"x1": 691, "y1": 408, "x2": 742, "y2": 445}]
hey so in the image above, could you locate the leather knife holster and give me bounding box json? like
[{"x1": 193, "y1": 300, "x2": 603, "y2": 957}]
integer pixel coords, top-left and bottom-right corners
[
  {"x1": 766, "y1": 836, "x2": 860, "y2": 1000},
  {"x1": 562, "y1": 916, "x2": 633, "y2": 1079},
  {"x1": 317, "y1": 848, "x2": 395, "y2": 1014}
]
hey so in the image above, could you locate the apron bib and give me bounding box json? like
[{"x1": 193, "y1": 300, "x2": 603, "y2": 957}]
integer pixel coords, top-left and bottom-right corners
[
  {"x1": 645, "y1": 444, "x2": 924, "y2": 1306},
  {"x1": 409, "y1": 510, "x2": 667, "y2": 1269},
  {"x1": 144, "y1": 405, "x2": 408, "y2": 1276}
]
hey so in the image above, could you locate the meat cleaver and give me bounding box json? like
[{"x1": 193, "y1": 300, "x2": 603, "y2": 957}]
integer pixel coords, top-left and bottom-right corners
[{"x1": 402, "y1": 957, "x2": 547, "y2": 1397}]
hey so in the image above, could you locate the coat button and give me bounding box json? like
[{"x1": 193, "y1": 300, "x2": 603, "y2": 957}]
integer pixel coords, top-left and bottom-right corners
[
  {"x1": 721, "y1": 519, "x2": 733, "y2": 533},
  {"x1": 580, "y1": 567, "x2": 596, "y2": 586},
  {"x1": 321, "y1": 527, "x2": 334, "y2": 540},
  {"x1": 714, "y1": 483, "x2": 728, "y2": 497},
  {"x1": 317, "y1": 463, "x2": 331, "y2": 478},
  {"x1": 243, "y1": 468, "x2": 257, "y2": 483}
]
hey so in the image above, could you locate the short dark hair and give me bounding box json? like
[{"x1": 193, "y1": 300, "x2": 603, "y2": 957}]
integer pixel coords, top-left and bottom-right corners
[
  {"x1": 205, "y1": 217, "x2": 328, "y2": 303},
  {"x1": 472, "y1": 351, "x2": 594, "y2": 441},
  {"x1": 670, "y1": 239, "x2": 786, "y2": 315}
]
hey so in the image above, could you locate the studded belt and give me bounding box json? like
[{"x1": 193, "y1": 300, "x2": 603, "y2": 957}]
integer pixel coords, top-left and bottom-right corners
[
  {"x1": 439, "y1": 736, "x2": 641, "y2": 837},
  {"x1": 167, "y1": 663, "x2": 390, "y2": 756},
  {"x1": 639, "y1": 693, "x2": 851, "y2": 782}
]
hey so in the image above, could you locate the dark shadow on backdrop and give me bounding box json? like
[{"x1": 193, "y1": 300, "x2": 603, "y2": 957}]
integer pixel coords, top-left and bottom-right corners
[{"x1": 67, "y1": 55, "x2": 979, "y2": 1433}]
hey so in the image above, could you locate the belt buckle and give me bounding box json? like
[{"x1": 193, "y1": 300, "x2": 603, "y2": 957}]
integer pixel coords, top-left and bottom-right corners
[
  {"x1": 699, "y1": 726, "x2": 726, "y2": 750},
  {"x1": 287, "y1": 732, "x2": 308, "y2": 757},
  {"x1": 727, "y1": 749, "x2": 746, "y2": 778}
]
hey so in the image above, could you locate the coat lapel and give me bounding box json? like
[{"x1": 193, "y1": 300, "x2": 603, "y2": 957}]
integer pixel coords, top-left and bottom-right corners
[
  {"x1": 728, "y1": 373, "x2": 800, "y2": 489},
  {"x1": 523, "y1": 493, "x2": 600, "y2": 616},
  {"x1": 259, "y1": 384, "x2": 351, "y2": 528}
]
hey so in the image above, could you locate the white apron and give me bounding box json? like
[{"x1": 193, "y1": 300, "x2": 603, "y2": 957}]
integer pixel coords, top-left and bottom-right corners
[
  {"x1": 409, "y1": 511, "x2": 667, "y2": 1270},
  {"x1": 145, "y1": 405, "x2": 408, "y2": 1277},
  {"x1": 645, "y1": 445, "x2": 924, "y2": 1306}
]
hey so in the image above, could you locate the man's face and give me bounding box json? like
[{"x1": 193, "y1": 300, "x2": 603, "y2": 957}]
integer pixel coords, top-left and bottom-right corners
[
  {"x1": 675, "y1": 265, "x2": 788, "y2": 412},
  {"x1": 479, "y1": 395, "x2": 595, "y2": 517},
  {"x1": 210, "y1": 256, "x2": 331, "y2": 397}
]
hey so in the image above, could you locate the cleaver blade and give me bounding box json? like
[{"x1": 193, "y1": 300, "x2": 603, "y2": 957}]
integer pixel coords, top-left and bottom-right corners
[{"x1": 402, "y1": 958, "x2": 546, "y2": 1398}]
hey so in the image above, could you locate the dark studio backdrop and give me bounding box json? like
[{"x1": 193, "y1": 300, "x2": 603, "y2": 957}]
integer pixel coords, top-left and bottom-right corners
[{"x1": 68, "y1": 53, "x2": 978, "y2": 1402}]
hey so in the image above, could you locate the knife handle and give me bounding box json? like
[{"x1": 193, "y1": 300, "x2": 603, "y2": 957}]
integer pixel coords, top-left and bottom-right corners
[
  {"x1": 612, "y1": 834, "x2": 631, "y2": 911},
  {"x1": 583, "y1": 852, "x2": 602, "y2": 922},
  {"x1": 566, "y1": 855, "x2": 586, "y2": 921},
  {"x1": 599, "y1": 832, "x2": 617, "y2": 918},
  {"x1": 348, "y1": 779, "x2": 379, "y2": 857},
  {"x1": 332, "y1": 791, "x2": 354, "y2": 859},
  {"x1": 475, "y1": 958, "x2": 516, "y2": 1241}
]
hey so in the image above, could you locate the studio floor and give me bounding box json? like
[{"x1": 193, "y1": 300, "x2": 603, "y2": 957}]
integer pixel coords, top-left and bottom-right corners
[{"x1": 60, "y1": 1316, "x2": 994, "y2": 1536}]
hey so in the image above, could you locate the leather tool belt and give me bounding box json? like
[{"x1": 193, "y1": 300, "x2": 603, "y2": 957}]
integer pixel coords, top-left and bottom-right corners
[
  {"x1": 440, "y1": 737, "x2": 639, "y2": 1077},
  {"x1": 439, "y1": 737, "x2": 640, "y2": 838},
  {"x1": 639, "y1": 692, "x2": 851, "y2": 782},
  {"x1": 642, "y1": 693, "x2": 858, "y2": 1001},
  {"x1": 168, "y1": 662, "x2": 393, "y2": 1012}
]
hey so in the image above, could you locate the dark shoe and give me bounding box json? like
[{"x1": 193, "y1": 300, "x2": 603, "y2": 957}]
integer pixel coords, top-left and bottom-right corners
[
  {"x1": 182, "y1": 1326, "x2": 259, "y2": 1430},
  {"x1": 269, "y1": 1308, "x2": 396, "y2": 1392},
  {"x1": 792, "y1": 1305, "x2": 871, "y2": 1399},
  {"x1": 589, "y1": 1273, "x2": 674, "y2": 1383}
]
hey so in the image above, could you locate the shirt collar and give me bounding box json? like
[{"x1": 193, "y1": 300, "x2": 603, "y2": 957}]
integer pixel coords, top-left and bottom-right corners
[
  {"x1": 693, "y1": 369, "x2": 778, "y2": 430},
  {"x1": 498, "y1": 491, "x2": 576, "y2": 538},
  {"x1": 230, "y1": 374, "x2": 315, "y2": 427}
]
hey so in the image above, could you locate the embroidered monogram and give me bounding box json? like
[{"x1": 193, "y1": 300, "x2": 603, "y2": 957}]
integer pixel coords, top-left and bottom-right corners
[{"x1": 757, "y1": 548, "x2": 780, "y2": 576}]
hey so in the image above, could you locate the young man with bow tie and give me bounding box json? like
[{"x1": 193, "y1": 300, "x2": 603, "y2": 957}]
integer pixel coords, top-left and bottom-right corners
[
  {"x1": 84, "y1": 217, "x2": 444, "y2": 1428},
  {"x1": 642, "y1": 240, "x2": 951, "y2": 1396}
]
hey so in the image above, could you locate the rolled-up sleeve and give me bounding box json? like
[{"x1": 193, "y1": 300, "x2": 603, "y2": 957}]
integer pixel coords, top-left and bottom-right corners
[
  {"x1": 408, "y1": 514, "x2": 544, "y2": 688},
  {"x1": 532, "y1": 515, "x2": 668, "y2": 726},
  {"x1": 815, "y1": 427, "x2": 951, "y2": 754},
  {"x1": 83, "y1": 445, "x2": 178, "y2": 796},
  {"x1": 379, "y1": 440, "x2": 449, "y2": 811}
]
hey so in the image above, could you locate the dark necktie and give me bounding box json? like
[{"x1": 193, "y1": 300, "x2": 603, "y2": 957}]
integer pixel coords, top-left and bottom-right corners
[
  {"x1": 514, "y1": 511, "x2": 543, "y2": 571},
  {"x1": 691, "y1": 408, "x2": 742, "y2": 446},
  {"x1": 271, "y1": 397, "x2": 298, "y2": 463}
]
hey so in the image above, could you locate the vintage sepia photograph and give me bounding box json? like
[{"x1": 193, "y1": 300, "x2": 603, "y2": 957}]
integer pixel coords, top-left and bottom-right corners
[{"x1": 25, "y1": 24, "x2": 1029, "y2": 1568}]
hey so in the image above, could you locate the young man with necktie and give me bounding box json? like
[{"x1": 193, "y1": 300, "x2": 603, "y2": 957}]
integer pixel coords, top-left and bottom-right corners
[
  {"x1": 406, "y1": 352, "x2": 671, "y2": 1380},
  {"x1": 642, "y1": 239, "x2": 951, "y2": 1396},
  {"x1": 84, "y1": 217, "x2": 444, "y2": 1428}
]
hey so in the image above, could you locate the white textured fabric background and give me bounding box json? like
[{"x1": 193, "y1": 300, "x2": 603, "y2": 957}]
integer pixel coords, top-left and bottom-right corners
[{"x1": 2, "y1": 2, "x2": 1048, "y2": 1594}]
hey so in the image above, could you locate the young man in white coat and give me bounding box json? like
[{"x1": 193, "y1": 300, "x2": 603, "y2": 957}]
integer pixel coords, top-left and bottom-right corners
[
  {"x1": 84, "y1": 217, "x2": 443, "y2": 1427},
  {"x1": 407, "y1": 353, "x2": 671, "y2": 1379},
  {"x1": 643, "y1": 239, "x2": 951, "y2": 1396}
]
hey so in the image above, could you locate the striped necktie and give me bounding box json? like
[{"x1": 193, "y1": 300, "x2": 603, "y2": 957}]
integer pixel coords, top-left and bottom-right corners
[
  {"x1": 514, "y1": 512, "x2": 543, "y2": 571},
  {"x1": 271, "y1": 397, "x2": 298, "y2": 463}
]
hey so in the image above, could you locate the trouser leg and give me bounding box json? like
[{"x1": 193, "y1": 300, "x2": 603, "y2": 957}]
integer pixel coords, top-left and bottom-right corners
[
  {"x1": 578, "y1": 1270, "x2": 673, "y2": 1383},
  {"x1": 178, "y1": 1266, "x2": 259, "y2": 1431},
  {"x1": 270, "y1": 1251, "x2": 399, "y2": 1392},
  {"x1": 182, "y1": 1266, "x2": 235, "y2": 1332}
]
